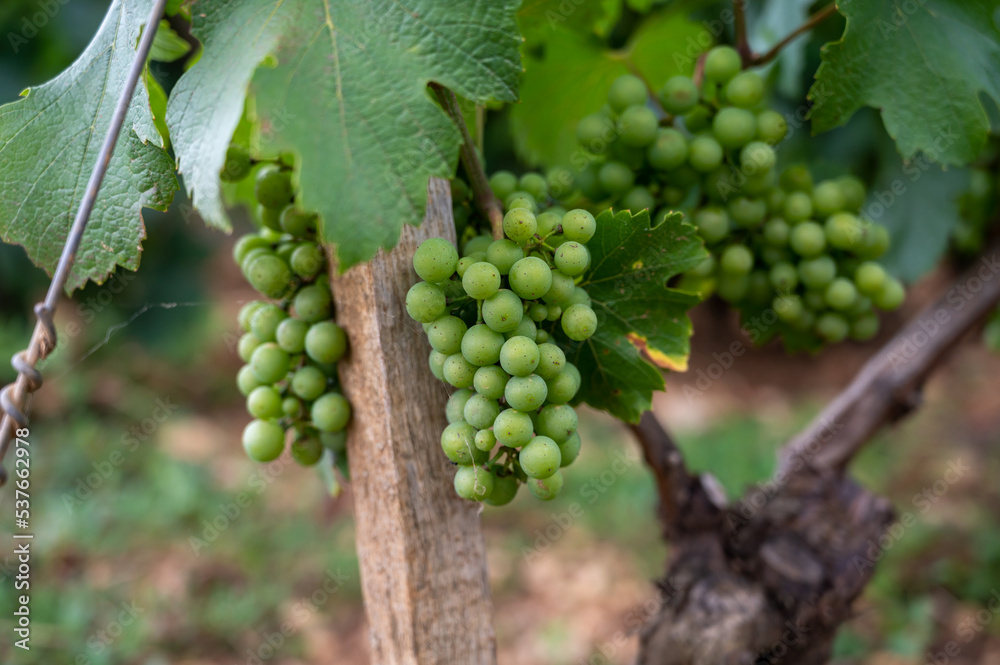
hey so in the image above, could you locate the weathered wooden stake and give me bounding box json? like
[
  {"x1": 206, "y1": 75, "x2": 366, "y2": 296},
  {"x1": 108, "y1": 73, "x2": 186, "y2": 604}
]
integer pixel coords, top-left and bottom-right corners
[{"x1": 330, "y1": 177, "x2": 496, "y2": 665}]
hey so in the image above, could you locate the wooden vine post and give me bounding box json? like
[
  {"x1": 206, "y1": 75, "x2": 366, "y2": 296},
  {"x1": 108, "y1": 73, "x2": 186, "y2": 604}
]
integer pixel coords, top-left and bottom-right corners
[{"x1": 329, "y1": 177, "x2": 496, "y2": 664}]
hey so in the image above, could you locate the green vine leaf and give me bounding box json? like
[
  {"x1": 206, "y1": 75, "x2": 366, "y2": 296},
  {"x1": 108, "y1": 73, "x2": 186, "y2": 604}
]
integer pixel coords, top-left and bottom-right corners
[
  {"x1": 167, "y1": 0, "x2": 522, "y2": 269},
  {"x1": 809, "y1": 0, "x2": 1000, "y2": 166},
  {"x1": 0, "y1": 0, "x2": 178, "y2": 292},
  {"x1": 560, "y1": 209, "x2": 706, "y2": 423}
]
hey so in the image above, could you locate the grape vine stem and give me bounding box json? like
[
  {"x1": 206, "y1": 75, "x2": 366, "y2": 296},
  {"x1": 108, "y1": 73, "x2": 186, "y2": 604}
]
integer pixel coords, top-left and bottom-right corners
[
  {"x1": 748, "y1": 2, "x2": 838, "y2": 67},
  {"x1": 628, "y1": 412, "x2": 694, "y2": 537},
  {"x1": 430, "y1": 83, "x2": 504, "y2": 239}
]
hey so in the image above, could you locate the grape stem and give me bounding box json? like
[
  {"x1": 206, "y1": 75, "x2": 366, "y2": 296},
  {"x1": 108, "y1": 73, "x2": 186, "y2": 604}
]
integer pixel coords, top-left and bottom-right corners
[
  {"x1": 628, "y1": 412, "x2": 696, "y2": 538},
  {"x1": 429, "y1": 83, "x2": 504, "y2": 239},
  {"x1": 733, "y1": 0, "x2": 751, "y2": 65},
  {"x1": 747, "y1": 2, "x2": 839, "y2": 67}
]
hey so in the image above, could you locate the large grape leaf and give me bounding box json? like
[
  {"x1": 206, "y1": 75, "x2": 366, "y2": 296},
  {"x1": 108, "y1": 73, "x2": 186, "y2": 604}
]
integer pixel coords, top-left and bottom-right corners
[
  {"x1": 560, "y1": 209, "x2": 706, "y2": 423},
  {"x1": 0, "y1": 0, "x2": 178, "y2": 291},
  {"x1": 809, "y1": 0, "x2": 1000, "y2": 166},
  {"x1": 167, "y1": 0, "x2": 521, "y2": 269}
]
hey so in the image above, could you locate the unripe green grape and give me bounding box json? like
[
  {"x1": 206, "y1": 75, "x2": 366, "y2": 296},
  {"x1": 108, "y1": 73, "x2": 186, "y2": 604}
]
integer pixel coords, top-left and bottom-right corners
[
  {"x1": 562, "y1": 209, "x2": 597, "y2": 243},
  {"x1": 825, "y1": 212, "x2": 863, "y2": 250},
  {"x1": 275, "y1": 317, "x2": 308, "y2": 354},
  {"x1": 291, "y1": 365, "x2": 327, "y2": 401},
  {"x1": 683, "y1": 104, "x2": 712, "y2": 132},
  {"x1": 767, "y1": 188, "x2": 787, "y2": 214},
  {"x1": 279, "y1": 207, "x2": 315, "y2": 238},
  {"x1": 413, "y1": 237, "x2": 459, "y2": 283},
  {"x1": 851, "y1": 313, "x2": 880, "y2": 341},
  {"x1": 816, "y1": 312, "x2": 849, "y2": 342},
  {"x1": 527, "y1": 303, "x2": 549, "y2": 322},
  {"x1": 247, "y1": 385, "x2": 283, "y2": 420},
  {"x1": 312, "y1": 392, "x2": 351, "y2": 432},
  {"x1": 598, "y1": 161, "x2": 635, "y2": 195},
  {"x1": 621, "y1": 186, "x2": 656, "y2": 212},
  {"x1": 464, "y1": 394, "x2": 502, "y2": 430},
  {"x1": 506, "y1": 317, "x2": 537, "y2": 342},
  {"x1": 509, "y1": 257, "x2": 553, "y2": 300},
  {"x1": 798, "y1": 256, "x2": 837, "y2": 290},
  {"x1": 500, "y1": 336, "x2": 540, "y2": 377},
  {"x1": 659, "y1": 75, "x2": 699, "y2": 115},
  {"x1": 716, "y1": 273, "x2": 750, "y2": 302},
  {"x1": 873, "y1": 278, "x2": 905, "y2": 311},
  {"x1": 576, "y1": 114, "x2": 615, "y2": 154},
  {"x1": 558, "y1": 431, "x2": 582, "y2": 467},
  {"x1": 446, "y1": 389, "x2": 474, "y2": 423},
  {"x1": 618, "y1": 105, "x2": 658, "y2": 148},
  {"x1": 275, "y1": 242, "x2": 297, "y2": 264},
  {"x1": 234, "y1": 236, "x2": 271, "y2": 266},
  {"x1": 746, "y1": 271, "x2": 773, "y2": 305},
  {"x1": 688, "y1": 135, "x2": 724, "y2": 172},
  {"x1": 783, "y1": 191, "x2": 813, "y2": 223},
  {"x1": 791, "y1": 308, "x2": 816, "y2": 331},
  {"x1": 536, "y1": 211, "x2": 562, "y2": 237},
  {"x1": 250, "y1": 343, "x2": 290, "y2": 383},
  {"x1": 293, "y1": 284, "x2": 331, "y2": 323},
  {"x1": 760, "y1": 246, "x2": 790, "y2": 266},
  {"x1": 773, "y1": 294, "x2": 803, "y2": 323},
  {"x1": 456, "y1": 256, "x2": 476, "y2": 278},
  {"x1": 489, "y1": 171, "x2": 518, "y2": 201},
  {"x1": 756, "y1": 109, "x2": 788, "y2": 144},
  {"x1": 803, "y1": 290, "x2": 826, "y2": 311},
  {"x1": 282, "y1": 395, "x2": 301, "y2": 417},
  {"x1": 474, "y1": 365, "x2": 509, "y2": 400},
  {"x1": 837, "y1": 175, "x2": 866, "y2": 211},
  {"x1": 535, "y1": 343, "x2": 567, "y2": 381},
  {"x1": 519, "y1": 172, "x2": 549, "y2": 201},
  {"x1": 740, "y1": 141, "x2": 776, "y2": 173},
  {"x1": 505, "y1": 374, "x2": 548, "y2": 411},
  {"x1": 811, "y1": 180, "x2": 846, "y2": 218},
  {"x1": 454, "y1": 465, "x2": 494, "y2": 502},
  {"x1": 546, "y1": 363, "x2": 580, "y2": 404},
  {"x1": 647, "y1": 128, "x2": 688, "y2": 170},
  {"x1": 291, "y1": 435, "x2": 323, "y2": 466},
  {"x1": 486, "y1": 472, "x2": 519, "y2": 506},
  {"x1": 537, "y1": 404, "x2": 577, "y2": 444},
  {"x1": 257, "y1": 205, "x2": 283, "y2": 232},
  {"x1": 494, "y1": 408, "x2": 534, "y2": 447},
  {"x1": 237, "y1": 364, "x2": 264, "y2": 396},
  {"x1": 486, "y1": 239, "x2": 524, "y2": 275},
  {"x1": 703, "y1": 46, "x2": 742, "y2": 83},
  {"x1": 462, "y1": 323, "x2": 505, "y2": 366},
  {"x1": 426, "y1": 315, "x2": 467, "y2": 355},
  {"x1": 780, "y1": 165, "x2": 814, "y2": 192},
  {"x1": 241, "y1": 247, "x2": 273, "y2": 272},
  {"x1": 245, "y1": 255, "x2": 294, "y2": 299},
  {"x1": 687, "y1": 255, "x2": 716, "y2": 279},
  {"x1": 475, "y1": 429, "x2": 497, "y2": 453},
  {"x1": 728, "y1": 197, "x2": 767, "y2": 228},
  {"x1": 441, "y1": 421, "x2": 488, "y2": 465},
  {"x1": 561, "y1": 304, "x2": 598, "y2": 341},
  {"x1": 255, "y1": 165, "x2": 293, "y2": 209},
  {"x1": 554, "y1": 242, "x2": 590, "y2": 277},
  {"x1": 221, "y1": 144, "x2": 252, "y2": 182},
  {"x1": 451, "y1": 178, "x2": 471, "y2": 204},
  {"x1": 302, "y1": 321, "x2": 346, "y2": 365},
  {"x1": 429, "y1": 350, "x2": 448, "y2": 380},
  {"x1": 320, "y1": 430, "x2": 347, "y2": 453},
  {"x1": 406, "y1": 281, "x2": 447, "y2": 323},
  {"x1": 462, "y1": 261, "x2": 502, "y2": 300},
  {"x1": 463, "y1": 234, "x2": 493, "y2": 256},
  {"x1": 763, "y1": 218, "x2": 790, "y2": 246},
  {"x1": 694, "y1": 207, "x2": 730, "y2": 244},
  {"x1": 575, "y1": 163, "x2": 606, "y2": 201},
  {"x1": 789, "y1": 222, "x2": 826, "y2": 257},
  {"x1": 483, "y1": 289, "x2": 524, "y2": 333},
  {"x1": 243, "y1": 419, "x2": 285, "y2": 462},
  {"x1": 505, "y1": 191, "x2": 537, "y2": 213},
  {"x1": 848, "y1": 295, "x2": 873, "y2": 318},
  {"x1": 528, "y1": 471, "x2": 564, "y2": 500},
  {"x1": 443, "y1": 353, "x2": 477, "y2": 388},
  {"x1": 546, "y1": 305, "x2": 563, "y2": 322},
  {"x1": 238, "y1": 333, "x2": 263, "y2": 362},
  {"x1": 607, "y1": 74, "x2": 648, "y2": 112},
  {"x1": 503, "y1": 208, "x2": 538, "y2": 245},
  {"x1": 742, "y1": 168, "x2": 777, "y2": 196},
  {"x1": 769, "y1": 262, "x2": 798, "y2": 292},
  {"x1": 854, "y1": 261, "x2": 887, "y2": 297},
  {"x1": 825, "y1": 277, "x2": 858, "y2": 310},
  {"x1": 519, "y1": 436, "x2": 561, "y2": 479},
  {"x1": 856, "y1": 224, "x2": 891, "y2": 259},
  {"x1": 713, "y1": 107, "x2": 757, "y2": 148},
  {"x1": 290, "y1": 243, "x2": 324, "y2": 278},
  {"x1": 724, "y1": 71, "x2": 764, "y2": 107},
  {"x1": 535, "y1": 328, "x2": 550, "y2": 343},
  {"x1": 567, "y1": 287, "x2": 592, "y2": 308},
  {"x1": 720, "y1": 244, "x2": 754, "y2": 275}
]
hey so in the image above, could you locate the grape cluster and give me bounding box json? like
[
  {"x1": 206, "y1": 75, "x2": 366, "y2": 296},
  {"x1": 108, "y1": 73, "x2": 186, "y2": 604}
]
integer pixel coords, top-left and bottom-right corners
[
  {"x1": 226, "y1": 152, "x2": 351, "y2": 467},
  {"x1": 405, "y1": 206, "x2": 599, "y2": 504},
  {"x1": 568, "y1": 46, "x2": 904, "y2": 345}
]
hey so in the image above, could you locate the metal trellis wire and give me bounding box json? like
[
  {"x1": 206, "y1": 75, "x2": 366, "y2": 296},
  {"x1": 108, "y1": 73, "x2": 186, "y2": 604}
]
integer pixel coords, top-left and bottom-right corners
[{"x1": 0, "y1": 0, "x2": 170, "y2": 486}]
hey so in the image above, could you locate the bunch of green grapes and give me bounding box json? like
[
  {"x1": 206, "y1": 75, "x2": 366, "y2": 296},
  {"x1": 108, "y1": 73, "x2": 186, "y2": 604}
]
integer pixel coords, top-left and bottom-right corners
[
  {"x1": 568, "y1": 46, "x2": 903, "y2": 345},
  {"x1": 225, "y1": 148, "x2": 351, "y2": 467},
  {"x1": 405, "y1": 205, "x2": 599, "y2": 504}
]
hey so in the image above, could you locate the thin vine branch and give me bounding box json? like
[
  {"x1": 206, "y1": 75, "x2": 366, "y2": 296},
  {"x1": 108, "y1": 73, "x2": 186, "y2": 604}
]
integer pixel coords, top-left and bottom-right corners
[
  {"x1": 779, "y1": 241, "x2": 1000, "y2": 475},
  {"x1": 430, "y1": 83, "x2": 504, "y2": 239},
  {"x1": 733, "y1": 0, "x2": 751, "y2": 65},
  {"x1": 749, "y1": 2, "x2": 838, "y2": 67},
  {"x1": 629, "y1": 412, "x2": 696, "y2": 537}
]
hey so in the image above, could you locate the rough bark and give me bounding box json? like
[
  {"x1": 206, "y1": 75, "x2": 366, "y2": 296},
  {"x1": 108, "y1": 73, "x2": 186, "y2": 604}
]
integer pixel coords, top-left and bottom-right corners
[{"x1": 331, "y1": 178, "x2": 496, "y2": 665}]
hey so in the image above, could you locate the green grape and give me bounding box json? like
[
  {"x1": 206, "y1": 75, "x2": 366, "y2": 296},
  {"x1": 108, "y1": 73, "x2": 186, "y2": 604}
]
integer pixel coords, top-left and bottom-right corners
[
  {"x1": 724, "y1": 71, "x2": 764, "y2": 108},
  {"x1": 780, "y1": 165, "x2": 814, "y2": 192},
  {"x1": 769, "y1": 262, "x2": 798, "y2": 292},
  {"x1": 683, "y1": 104, "x2": 712, "y2": 132},
  {"x1": 519, "y1": 172, "x2": 549, "y2": 201},
  {"x1": 773, "y1": 295, "x2": 803, "y2": 323},
  {"x1": 291, "y1": 435, "x2": 323, "y2": 467},
  {"x1": 406, "y1": 281, "x2": 447, "y2": 323},
  {"x1": 279, "y1": 207, "x2": 315, "y2": 237},
  {"x1": 257, "y1": 205, "x2": 283, "y2": 232},
  {"x1": 783, "y1": 191, "x2": 813, "y2": 223},
  {"x1": 825, "y1": 277, "x2": 858, "y2": 310},
  {"x1": 243, "y1": 420, "x2": 285, "y2": 462},
  {"x1": 856, "y1": 224, "x2": 891, "y2": 259},
  {"x1": 282, "y1": 395, "x2": 301, "y2": 417},
  {"x1": 275, "y1": 317, "x2": 309, "y2": 353},
  {"x1": 245, "y1": 255, "x2": 294, "y2": 299},
  {"x1": 221, "y1": 144, "x2": 252, "y2": 182},
  {"x1": 687, "y1": 255, "x2": 716, "y2": 278},
  {"x1": 851, "y1": 313, "x2": 880, "y2": 341},
  {"x1": 763, "y1": 218, "x2": 790, "y2": 246},
  {"x1": 486, "y1": 239, "x2": 525, "y2": 275},
  {"x1": 767, "y1": 188, "x2": 787, "y2": 214},
  {"x1": 291, "y1": 366, "x2": 328, "y2": 401},
  {"x1": 443, "y1": 353, "x2": 478, "y2": 388},
  {"x1": 536, "y1": 404, "x2": 577, "y2": 444},
  {"x1": 475, "y1": 429, "x2": 497, "y2": 453},
  {"x1": 812, "y1": 181, "x2": 846, "y2": 218},
  {"x1": 854, "y1": 261, "x2": 887, "y2": 297},
  {"x1": 576, "y1": 114, "x2": 614, "y2": 152},
  {"x1": 305, "y1": 320, "x2": 348, "y2": 363},
  {"x1": 618, "y1": 105, "x2": 658, "y2": 148},
  {"x1": 462, "y1": 261, "x2": 502, "y2": 300},
  {"x1": 728, "y1": 197, "x2": 767, "y2": 228},
  {"x1": 250, "y1": 343, "x2": 290, "y2": 383},
  {"x1": 535, "y1": 343, "x2": 566, "y2": 380},
  {"x1": 816, "y1": 312, "x2": 849, "y2": 342},
  {"x1": 598, "y1": 161, "x2": 635, "y2": 195},
  {"x1": 500, "y1": 336, "x2": 540, "y2": 377},
  {"x1": 464, "y1": 394, "x2": 501, "y2": 430},
  {"x1": 473, "y1": 366, "x2": 507, "y2": 402},
  {"x1": 694, "y1": 207, "x2": 730, "y2": 243},
  {"x1": 789, "y1": 222, "x2": 826, "y2": 257},
  {"x1": 483, "y1": 289, "x2": 524, "y2": 333},
  {"x1": 255, "y1": 165, "x2": 293, "y2": 209},
  {"x1": 621, "y1": 186, "x2": 656, "y2": 212},
  {"x1": 241, "y1": 246, "x2": 273, "y2": 272},
  {"x1": 509, "y1": 257, "x2": 553, "y2": 300},
  {"x1": 562, "y1": 209, "x2": 597, "y2": 243},
  {"x1": 756, "y1": 109, "x2": 788, "y2": 144},
  {"x1": 561, "y1": 304, "x2": 597, "y2": 341},
  {"x1": 456, "y1": 256, "x2": 475, "y2": 278},
  {"x1": 760, "y1": 246, "x2": 790, "y2": 266},
  {"x1": 319, "y1": 430, "x2": 347, "y2": 454},
  {"x1": 454, "y1": 466, "x2": 494, "y2": 502},
  {"x1": 486, "y1": 472, "x2": 519, "y2": 506},
  {"x1": 716, "y1": 273, "x2": 750, "y2": 302},
  {"x1": 238, "y1": 333, "x2": 262, "y2": 362},
  {"x1": 413, "y1": 238, "x2": 459, "y2": 283},
  {"x1": 247, "y1": 386, "x2": 283, "y2": 420},
  {"x1": 798, "y1": 256, "x2": 837, "y2": 290},
  {"x1": 720, "y1": 244, "x2": 754, "y2": 275},
  {"x1": 659, "y1": 75, "x2": 699, "y2": 115},
  {"x1": 505, "y1": 191, "x2": 538, "y2": 212},
  {"x1": 462, "y1": 323, "x2": 505, "y2": 367},
  {"x1": 493, "y1": 409, "x2": 533, "y2": 447},
  {"x1": 546, "y1": 363, "x2": 580, "y2": 404},
  {"x1": 507, "y1": 317, "x2": 538, "y2": 342},
  {"x1": 519, "y1": 436, "x2": 561, "y2": 479},
  {"x1": 825, "y1": 212, "x2": 863, "y2": 250},
  {"x1": 528, "y1": 471, "x2": 564, "y2": 501},
  {"x1": 703, "y1": 46, "x2": 742, "y2": 83},
  {"x1": 647, "y1": 128, "x2": 688, "y2": 171},
  {"x1": 429, "y1": 350, "x2": 448, "y2": 380},
  {"x1": 740, "y1": 141, "x2": 776, "y2": 173},
  {"x1": 536, "y1": 211, "x2": 562, "y2": 237},
  {"x1": 803, "y1": 290, "x2": 827, "y2": 311},
  {"x1": 713, "y1": 107, "x2": 756, "y2": 148},
  {"x1": 873, "y1": 278, "x2": 905, "y2": 311},
  {"x1": 837, "y1": 175, "x2": 866, "y2": 211},
  {"x1": 575, "y1": 163, "x2": 606, "y2": 200},
  {"x1": 746, "y1": 271, "x2": 773, "y2": 305},
  {"x1": 607, "y1": 74, "x2": 648, "y2": 112},
  {"x1": 311, "y1": 392, "x2": 351, "y2": 432},
  {"x1": 275, "y1": 241, "x2": 297, "y2": 264},
  {"x1": 554, "y1": 242, "x2": 590, "y2": 276},
  {"x1": 558, "y1": 432, "x2": 582, "y2": 467},
  {"x1": 237, "y1": 364, "x2": 264, "y2": 396},
  {"x1": 426, "y1": 316, "x2": 467, "y2": 355},
  {"x1": 688, "y1": 135, "x2": 724, "y2": 172},
  {"x1": 848, "y1": 295, "x2": 873, "y2": 318},
  {"x1": 792, "y1": 308, "x2": 816, "y2": 331},
  {"x1": 446, "y1": 389, "x2": 473, "y2": 424},
  {"x1": 702, "y1": 168, "x2": 736, "y2": 202},
  {"x1": 503, "y1": 208, "x2": 538, "y2": 245},
  {"x1": 290, "y1": 243, "x2": 324, "y2": 278},
  {"x1": 566, "y1": 287, "x2": 591, "y2": 308},
  {"x1": 505, "y1": 374, "x2": 548, "y2": 411},
  {"x1": 441, "y1": 421, "x2": 487, "y2": 465},
  {"x1": 451, "y1": 178, "x2": 471, "y2": 203},
  {"x1": 293, "y1": 284, "x2": 331, "y2": 322},
  {"x1": 463, "y1": 234, "x2": 493, "y2": 256},
  {"x1": 546, "y1": 305, "x2": 563, "y2": 322},
  {"x1": 234, "y1": 236, "x2": 271, "y2": 266},
  {"x1": 527, "y1": 303, "x2": 549, "y2": 322},
  {"x1": 743, "y1": 168, "x2": 776, "y2": 196},
  {"x1": 489, "y1": 171, "x2": 519, "y2": 201}
]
